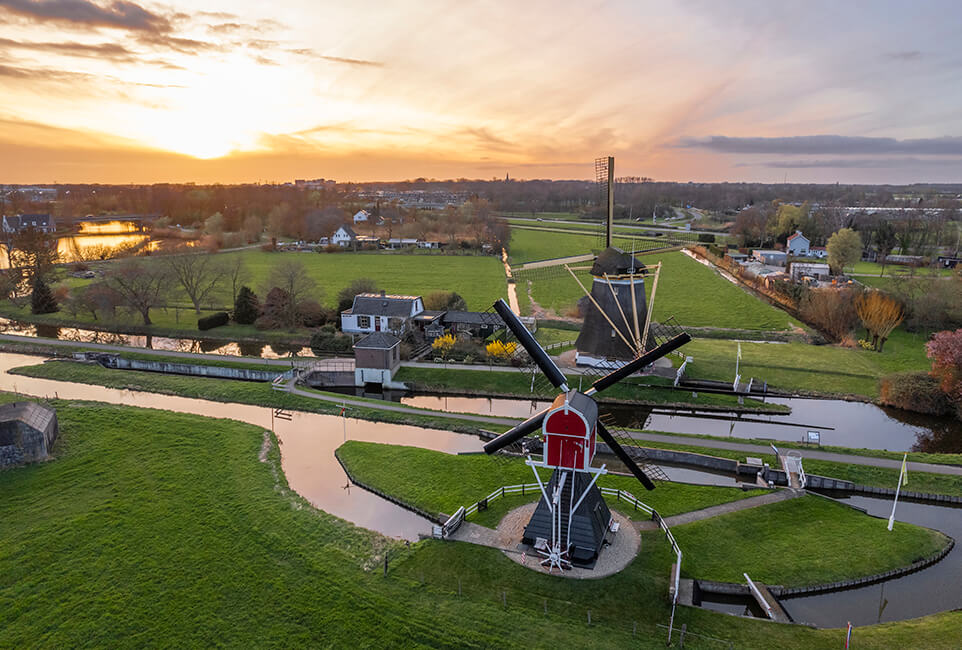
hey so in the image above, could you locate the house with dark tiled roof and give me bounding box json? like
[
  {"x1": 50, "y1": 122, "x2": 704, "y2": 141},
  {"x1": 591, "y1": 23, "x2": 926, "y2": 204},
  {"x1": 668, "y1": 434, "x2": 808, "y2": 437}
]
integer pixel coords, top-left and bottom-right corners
[
  {"x1": 2, "y1": 213, "x2": 56, "y2": 234},
  {"x1": 331, "y1": 225, "x2": 357, "y2": 247},
  {"x1": 341, "y1": 291, "x2": 425, "y2": 334}
]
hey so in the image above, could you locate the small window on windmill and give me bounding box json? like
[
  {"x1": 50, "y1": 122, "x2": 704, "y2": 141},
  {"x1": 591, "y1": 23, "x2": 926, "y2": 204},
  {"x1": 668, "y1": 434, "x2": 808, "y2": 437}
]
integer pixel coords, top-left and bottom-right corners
[{"x1": 610, "y1": 328, "x2": 616, "y2": 338}]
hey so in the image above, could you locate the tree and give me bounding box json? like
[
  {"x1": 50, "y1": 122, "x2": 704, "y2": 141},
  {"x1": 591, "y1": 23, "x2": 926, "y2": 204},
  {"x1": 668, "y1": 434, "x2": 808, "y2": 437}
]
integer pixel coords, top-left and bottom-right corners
[
  {"x1": 106, "y1": 259, "x2": 172, "y2": 325},
  {"x1": 242, "y1": 215, "x2": 262, "y2": 244},
  {"x1": 68, "y1": 282, "x2": 122, "y2": 321},
  {"x1": 30, "y1": 276, "x2": 59, "y2": 314},
  {"x1": 233, "y1": 286, "x2": 260, "y2": 324},
  {"x1": 926, "y1": 329, "x2": 962, "y2": 408},
  {"x1": 798, "y1": 289, "x2": 858, "y2": 342},
  {"x1": 854, "y1": 290, "x2": 905, "y2": 351},
  {"x1": 873, "y1": 220, "x2": 898, "y2": 275},
  {"x1": 8, "y1": 227, "x2": 59, "y2": 282},
  {"x1": 826, "y1": 228, "x2": 862, "y2": 275},
  {"x1": 336, "y1": 277, "x2": 379, "y2": 313},
  {"x1": 204, "y1": 212, "x2": 224, "y2": 238},
  {"x1": 226, "y1": 256, "x2": 250, "y2": 305},
  {"x1": 163, "y1": 253, "x2": 227, "y2": 314},
  {"x1": 266, "y1": 260, "x2": 317, "y2": 329}
]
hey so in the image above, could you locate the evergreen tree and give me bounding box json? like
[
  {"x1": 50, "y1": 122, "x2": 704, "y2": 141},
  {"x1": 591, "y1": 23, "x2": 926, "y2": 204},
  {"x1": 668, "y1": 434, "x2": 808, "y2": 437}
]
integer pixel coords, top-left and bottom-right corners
[
  {"x1": 30, "y1": 276, "x2": 59, "y2": 314},
  {"x1": 233, "y1": 285, "x2": 260, "y2": 324}
]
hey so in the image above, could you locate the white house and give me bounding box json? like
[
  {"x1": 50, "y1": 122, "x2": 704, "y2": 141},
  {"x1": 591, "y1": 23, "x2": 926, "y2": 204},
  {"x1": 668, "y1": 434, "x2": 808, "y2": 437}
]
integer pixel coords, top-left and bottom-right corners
[
  {"x1": 331, "y1": 225, "x2": 357, "y2": 247},
  {"x1": 340, "y1": 291, "x2": 425, "y2": 334},
  {"x1": 786, "y1": 230, "x2": 810, "y2": 256},
  {"x1": 353, "y1": 210, "x2": 370, "y2": 224}
]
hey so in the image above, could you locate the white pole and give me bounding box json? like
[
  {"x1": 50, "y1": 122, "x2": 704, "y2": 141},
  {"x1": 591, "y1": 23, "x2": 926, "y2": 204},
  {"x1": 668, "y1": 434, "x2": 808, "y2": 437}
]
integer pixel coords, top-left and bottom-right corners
[{"x1": 887, "y1": 453, "x2": 907, "y2": 531}]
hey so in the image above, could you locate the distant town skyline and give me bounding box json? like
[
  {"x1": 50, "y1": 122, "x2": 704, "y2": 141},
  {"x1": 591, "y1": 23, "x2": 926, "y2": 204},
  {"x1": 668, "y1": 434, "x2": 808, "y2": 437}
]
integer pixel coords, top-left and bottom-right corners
[{"x1": 2, "y1": 0, "x2": 962, "y2": 184}]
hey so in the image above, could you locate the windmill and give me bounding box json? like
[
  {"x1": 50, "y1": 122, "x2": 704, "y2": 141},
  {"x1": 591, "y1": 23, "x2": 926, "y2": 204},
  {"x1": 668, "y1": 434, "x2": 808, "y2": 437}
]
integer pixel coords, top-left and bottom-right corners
[{"x1": 485, "y1": 299, "x2": 690, "y2": 571}]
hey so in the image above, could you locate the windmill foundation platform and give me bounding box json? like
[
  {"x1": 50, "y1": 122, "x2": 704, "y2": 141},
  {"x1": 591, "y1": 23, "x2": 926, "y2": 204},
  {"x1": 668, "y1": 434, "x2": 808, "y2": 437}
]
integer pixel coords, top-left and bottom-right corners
[{"x1": 496, "y1": 503, "x2": 641, "y2": 579}]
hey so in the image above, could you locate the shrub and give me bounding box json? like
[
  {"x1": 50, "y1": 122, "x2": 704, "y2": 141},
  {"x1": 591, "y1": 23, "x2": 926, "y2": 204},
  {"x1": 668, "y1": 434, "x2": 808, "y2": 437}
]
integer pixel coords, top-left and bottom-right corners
[
  {"x1": 30, "y1": 277, "x2": 59, "y2": 314},
  {"x1": 297, "y1": 300, "x2": 326, "y2": 327},
  {"x1": 233, "y1": 286, "x2": 260, "y2": 324},
  {"x1": 879, "y1": 371, "x2": 952, "y2": 415},
  {"x1": 486, "y1": 340, "x2": 517, "y2": 361},
  {"x1": 309, "y1": 329, "x2": 353, "y2": 354},
  {"x1": 431, "y1": 333, "x2": 456, "y2": 357},
  {"x1": 697, "y1": 233, "x2": 716, "y2": 243},
  {"x1": 254, "y1": 314, "x2": 282, "y2": 330},
  {"x1": 799, "y1": 288, "x2": 858, "y2": 342},
  {"x1": 198, "y1": 311, "x2": 229, "y2": 330},
  {"x1": 337, "y1": 278, "x2": 379, "y2": 313}
]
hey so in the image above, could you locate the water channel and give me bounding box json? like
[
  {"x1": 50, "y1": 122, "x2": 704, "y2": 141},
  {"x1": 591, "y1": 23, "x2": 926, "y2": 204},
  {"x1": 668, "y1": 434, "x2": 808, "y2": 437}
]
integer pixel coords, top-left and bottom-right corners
[
  {"x1": 398, "y1": 393, "x2": 962, "y2": 453},
  {"x1": 1, "y1": 352, "x2": 958, "y2": 627}
]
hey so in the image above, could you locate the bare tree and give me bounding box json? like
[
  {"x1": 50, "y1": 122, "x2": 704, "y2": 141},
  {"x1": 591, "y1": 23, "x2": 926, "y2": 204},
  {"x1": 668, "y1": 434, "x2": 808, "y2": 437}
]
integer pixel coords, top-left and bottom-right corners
[
  {"x1": 226, "y1": 256, "x2": 250, "y2": 305},
  {"x1": 267, "y1": 260, "x2": 318, "y2": 328},
  {"x1": 106, "y1": 259, "x2": 172, "y2": 325},
  {"x1": 163, "y1": 253, "x2": 227, "y2": 314},
  {"x1": 8, "y1": 227, "x2": 59, "y2": 281}
]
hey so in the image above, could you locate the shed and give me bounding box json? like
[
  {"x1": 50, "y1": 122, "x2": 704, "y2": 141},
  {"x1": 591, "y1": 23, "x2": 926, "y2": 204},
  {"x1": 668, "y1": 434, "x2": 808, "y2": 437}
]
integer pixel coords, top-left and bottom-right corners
[
  {"x1": 353, "y1": 332, "x2": 401, "y2": 387},
  {"x1": 789, "y1": 262, "x2": 831, "y2": 282},
  {"x1": 751, "y1": 249, "x2": 787, "y2": 266},
  {"x1": 0, "y1": 401, "x2": 58, "y2": 467},
  {"x1": 443, "y1": 311, "x2": 504, "y2": 339}
]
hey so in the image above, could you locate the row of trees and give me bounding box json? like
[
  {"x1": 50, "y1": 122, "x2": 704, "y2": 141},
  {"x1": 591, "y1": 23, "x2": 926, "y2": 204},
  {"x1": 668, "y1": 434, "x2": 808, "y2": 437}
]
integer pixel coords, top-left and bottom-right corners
[{"x1": 798, "y1": 288, "x2": 904, "y2": 350}]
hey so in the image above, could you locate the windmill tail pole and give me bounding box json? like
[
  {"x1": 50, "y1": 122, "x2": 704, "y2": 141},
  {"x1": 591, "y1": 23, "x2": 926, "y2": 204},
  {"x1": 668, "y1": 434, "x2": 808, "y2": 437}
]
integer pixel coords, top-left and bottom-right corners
[
  {"x1": 482, "y1": 408, "x2": 549, "y2": 454},
  {"x1": 588, "y1": 332, "x2": 691, "y2": 395},
  {"x1": 492, "y1": 298, "x2": 568, "y2": 391},
  {"x1": 596, "y1": 422, "x2": 656, "y2": 490}
]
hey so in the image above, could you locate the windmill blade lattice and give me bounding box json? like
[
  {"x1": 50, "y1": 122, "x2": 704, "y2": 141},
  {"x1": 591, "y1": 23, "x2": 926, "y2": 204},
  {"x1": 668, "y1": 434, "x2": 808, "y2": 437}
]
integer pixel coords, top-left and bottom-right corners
[{"x1": 597, "y1": 412, "x2": 670, "y2": 483}]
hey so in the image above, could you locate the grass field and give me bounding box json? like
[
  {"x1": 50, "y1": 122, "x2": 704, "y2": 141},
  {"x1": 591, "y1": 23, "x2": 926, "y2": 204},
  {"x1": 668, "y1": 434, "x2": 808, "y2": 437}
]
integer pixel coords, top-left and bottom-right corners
[
  {"x1": 512, "y1": 240, "x2": 794, "y2": 330},
  {"x1": 8, "y1": 249, "x2": 507, "y2": 338},
  {"x1": 335, "y1": 442, "x2": 946, "y2": 588},
  {"x1": 4, "y1": 392, "x2": 961, "y2": 645},
  {"x1": 336, "y1": 441, "x2": 767, "y2": 524},
  {"x1": 394, "y1": 366, "x2": 786, "y2": 411},
  {"x1": 682, "y1": 329, "x2": 931, "y2": 397},
  {"x1": 673, "y1": 495, "x2": 948, "y2": 586}
]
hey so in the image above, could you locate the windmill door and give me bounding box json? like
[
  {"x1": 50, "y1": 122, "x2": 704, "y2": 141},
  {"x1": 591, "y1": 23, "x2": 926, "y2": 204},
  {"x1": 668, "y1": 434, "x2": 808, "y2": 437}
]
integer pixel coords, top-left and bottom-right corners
[{"x1": 560, "y1": 438, "x2": 584, "y2": 469}]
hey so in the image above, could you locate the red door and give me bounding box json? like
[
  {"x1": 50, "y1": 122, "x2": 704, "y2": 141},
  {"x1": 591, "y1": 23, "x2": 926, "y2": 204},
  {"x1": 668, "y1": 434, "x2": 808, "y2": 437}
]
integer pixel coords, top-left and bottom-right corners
[
  {"x1": 561, "y1": 439, "x2": 584, "y2": 469},
  {"x1": 375, "y1": 318, "x2": 381, "y2": 331}
]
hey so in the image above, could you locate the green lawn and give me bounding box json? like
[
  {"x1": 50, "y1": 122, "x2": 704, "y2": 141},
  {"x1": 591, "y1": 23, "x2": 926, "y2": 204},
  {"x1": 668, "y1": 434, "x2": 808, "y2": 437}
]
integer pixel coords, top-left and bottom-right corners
[
  {"x1": 673, "y1": 495, "x2": 948, "y2": 586},
  {"x1": 394, "y1": 366, "x2": 787, "y2": 411},
  {"x1": 682, "y1": 329, "x2": 931, "y2": 398},
  {"x1": 335, "y1": 440, "x2": 767, "y2": 523},
  {"x1": 20, "y1": 249, "x2": 507, "y2": 338},
  {"x1": 513, "y1": 242, "x2": 794, "y2": 330}
]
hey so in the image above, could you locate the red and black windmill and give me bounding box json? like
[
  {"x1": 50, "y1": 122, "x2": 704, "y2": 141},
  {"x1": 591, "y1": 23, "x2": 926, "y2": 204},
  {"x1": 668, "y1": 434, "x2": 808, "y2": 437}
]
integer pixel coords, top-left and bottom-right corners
[{"x1": 485, "y1": 299, "x2": 690, "y2": 571}]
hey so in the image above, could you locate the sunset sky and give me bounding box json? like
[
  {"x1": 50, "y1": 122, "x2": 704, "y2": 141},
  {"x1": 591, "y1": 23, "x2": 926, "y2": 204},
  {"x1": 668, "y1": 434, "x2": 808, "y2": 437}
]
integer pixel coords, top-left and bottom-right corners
[{"x1": 2, "y1": 0, "x2": 962, "y2": 184}]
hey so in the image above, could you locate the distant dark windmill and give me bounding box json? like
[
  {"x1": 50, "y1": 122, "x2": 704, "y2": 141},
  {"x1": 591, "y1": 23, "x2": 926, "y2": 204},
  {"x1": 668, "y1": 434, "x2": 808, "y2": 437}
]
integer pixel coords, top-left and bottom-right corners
[{"x1": 485, "y1": 299, "x2": 690, "y2": 571}]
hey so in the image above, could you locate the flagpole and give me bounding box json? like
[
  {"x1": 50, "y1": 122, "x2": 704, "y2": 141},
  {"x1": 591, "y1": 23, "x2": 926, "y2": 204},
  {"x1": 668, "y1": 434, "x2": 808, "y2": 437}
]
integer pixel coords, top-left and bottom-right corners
[{"x1": 887, "y1": 453, "x2": 907, "y2": 532}]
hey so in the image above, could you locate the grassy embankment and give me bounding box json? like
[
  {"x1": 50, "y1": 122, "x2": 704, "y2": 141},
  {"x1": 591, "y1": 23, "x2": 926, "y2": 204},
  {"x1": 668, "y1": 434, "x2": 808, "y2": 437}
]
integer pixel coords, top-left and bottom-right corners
[
  {"x1": 3, "y1": 392, "x2": 960, "y2": 645},
  {"x1": 394, "y1": 366, "x2": 788, "y2": 412},
  {"x1": 337, "y1": 441, "x2": 949, "y2": 588},
  {"x1": 336, "y1": 440, "x2": 768, "y2": 526},
  {"x1": 681, "y1": 330, "x2": 931, "y2": 398},
  {"x1": 15, "y1": 359, "x2": 959, "y2": 496},
  {"x1": 0, "y1": 249, "x2": 507, "y2": 341}
]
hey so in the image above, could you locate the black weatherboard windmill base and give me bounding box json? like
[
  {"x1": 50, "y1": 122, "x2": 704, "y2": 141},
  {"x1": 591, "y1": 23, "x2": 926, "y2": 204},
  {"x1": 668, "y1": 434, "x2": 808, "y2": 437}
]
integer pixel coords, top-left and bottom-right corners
[{"x1": 485, "y1": 299, "x2": 690, "y2": 571}]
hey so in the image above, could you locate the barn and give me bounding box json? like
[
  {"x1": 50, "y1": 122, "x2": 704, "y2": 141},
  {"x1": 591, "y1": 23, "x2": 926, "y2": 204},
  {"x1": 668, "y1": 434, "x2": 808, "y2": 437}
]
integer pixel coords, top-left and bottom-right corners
[{"x1": 0, "y1": 402, "x2": 59, "y2": 468}]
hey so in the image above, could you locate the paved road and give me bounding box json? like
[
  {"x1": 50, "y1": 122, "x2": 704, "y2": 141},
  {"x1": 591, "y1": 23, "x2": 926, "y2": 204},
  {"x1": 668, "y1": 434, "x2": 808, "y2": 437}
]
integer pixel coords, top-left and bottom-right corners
[{"x1": 626, "y1": 431, "x2": 962, "y2": 477}]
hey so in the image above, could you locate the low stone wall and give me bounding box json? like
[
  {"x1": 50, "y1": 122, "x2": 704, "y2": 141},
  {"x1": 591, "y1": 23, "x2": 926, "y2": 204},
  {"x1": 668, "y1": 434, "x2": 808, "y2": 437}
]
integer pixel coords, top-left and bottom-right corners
[{"x1": 0, "y1": 445, "x2": 25, "y2": 467}]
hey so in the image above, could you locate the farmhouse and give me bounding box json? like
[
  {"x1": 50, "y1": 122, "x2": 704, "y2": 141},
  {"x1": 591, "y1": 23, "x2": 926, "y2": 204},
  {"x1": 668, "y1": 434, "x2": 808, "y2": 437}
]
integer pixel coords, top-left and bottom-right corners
[
  {"x1": 0, "y1": 401, "x2": 58, "y2": 468},
  {"x1": 341, "y1": 291, "x2": 425, "y2": 334},
  {"x1": 332, "y1": 225, "x2": 357, "y2": 247},
  {"x1": 353, "y1": 210, "x2": 371, "y2": 224},
  {"x1": 786, "y1": 230, "x2": 810, "y2": 256},
  {"x1": 2, "y1": 213, "x2": 56, "y2": 234}
]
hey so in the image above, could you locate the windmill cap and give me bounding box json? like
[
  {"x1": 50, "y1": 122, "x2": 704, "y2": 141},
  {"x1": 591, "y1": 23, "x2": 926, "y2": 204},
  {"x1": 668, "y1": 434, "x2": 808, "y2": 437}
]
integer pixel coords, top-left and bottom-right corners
[{"x1": 590, "y1": 246, "x2": 646, "y2": 277}]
